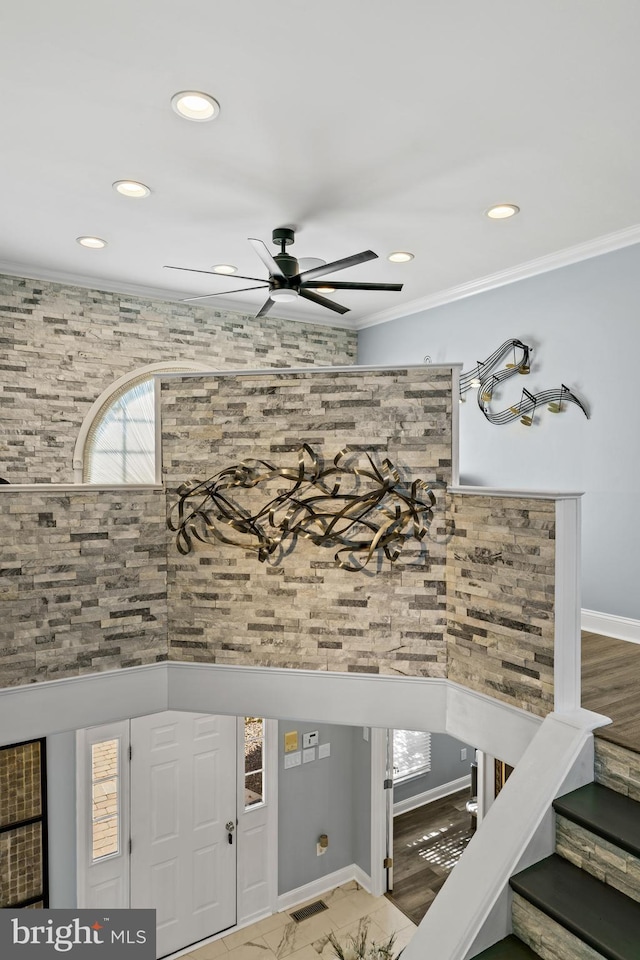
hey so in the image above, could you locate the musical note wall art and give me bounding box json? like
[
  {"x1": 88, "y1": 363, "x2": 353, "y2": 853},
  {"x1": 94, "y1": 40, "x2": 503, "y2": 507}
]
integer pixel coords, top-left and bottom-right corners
[{"x1": 459, "y1": 339, "x2": 588, "y2": 426}]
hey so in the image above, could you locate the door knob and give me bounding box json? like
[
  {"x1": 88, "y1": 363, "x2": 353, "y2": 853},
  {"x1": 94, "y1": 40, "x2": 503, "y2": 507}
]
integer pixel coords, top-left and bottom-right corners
[{"x1": 225, "y1": 821, "x2": 235, "y2": 832}]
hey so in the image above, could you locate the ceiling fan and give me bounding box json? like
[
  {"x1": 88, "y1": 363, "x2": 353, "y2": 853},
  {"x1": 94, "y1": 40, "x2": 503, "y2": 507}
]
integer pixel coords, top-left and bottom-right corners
[{"x1": 164, "y1": 227, "x2": 403, "y2": 317}]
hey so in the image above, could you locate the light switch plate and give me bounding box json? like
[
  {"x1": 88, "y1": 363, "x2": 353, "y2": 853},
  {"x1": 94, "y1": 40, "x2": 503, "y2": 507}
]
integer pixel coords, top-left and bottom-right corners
[
  {"x1": 302, "y1": 730, "x2": 319, "y2": 749},
  {"x1": 318, "y1": 742, "x2": 330, "y2": 759},
  {"x1": 303, "y1": 748, "x2": 315, "y2": 763},
  {"x1": 284, "y1": 730, "x2": 298, "y2": 753},
  {"x1": 284, "y1": 751, "x2": 301, "y2": 769}
]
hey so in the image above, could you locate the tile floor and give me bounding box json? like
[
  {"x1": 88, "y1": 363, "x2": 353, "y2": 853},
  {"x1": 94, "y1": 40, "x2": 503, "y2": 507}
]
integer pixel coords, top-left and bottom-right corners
[{"x1": 177, "y1": 882, "x2": 416, "y2": 960}]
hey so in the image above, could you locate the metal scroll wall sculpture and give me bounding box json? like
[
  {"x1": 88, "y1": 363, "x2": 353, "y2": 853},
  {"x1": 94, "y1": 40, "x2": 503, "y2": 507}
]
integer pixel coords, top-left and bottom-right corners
[
  {"x1": 168, "y1": 445, "x2": 441, "y2": 572},
  {"x1": 459, "y1": 339, "x2": 589, "y2": 425}
]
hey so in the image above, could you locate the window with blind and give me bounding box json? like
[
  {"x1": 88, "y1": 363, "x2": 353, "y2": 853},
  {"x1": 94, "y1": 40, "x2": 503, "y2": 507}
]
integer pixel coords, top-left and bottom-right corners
[
  {"x1": 84, "y1": 377, "x2": 156, "y2": 484},
  {"x1": 392, "y1": 729, "x2": 432, "y2": 782}
]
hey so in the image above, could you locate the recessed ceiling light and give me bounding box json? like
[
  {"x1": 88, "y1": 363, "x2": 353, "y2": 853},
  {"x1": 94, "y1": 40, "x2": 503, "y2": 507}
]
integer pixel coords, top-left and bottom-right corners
[
  {"x1": 387, "y1": 251, "x2": 414, "y2": 263},
  {"x1": 171, "y1": 91, "x2": 220, "y2": 122},
  {"x1": 211, "y1": 264, "x2": 237, "y2": 275},
  {"x1": 316, "y1": 286, "x2": 336, "y2": 294},
  {"x1": 76, "y1": 236, "x2": 107, "y2": 249},
  {"x1": 113, "y1": 180, "x2": 151, "y2": 198},
  {"x1": 270, "y1": 288, "x2": 299, "y2": 303},
  {"x1": 486, "y1": 204, "x2": 520, "y2": 220}
]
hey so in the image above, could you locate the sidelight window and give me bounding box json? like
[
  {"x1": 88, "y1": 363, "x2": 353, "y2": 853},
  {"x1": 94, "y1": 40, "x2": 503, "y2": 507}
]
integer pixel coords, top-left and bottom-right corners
[
  {"x1": 244, "y1": 718, "x2": 265, "y2": 809},
  {"x1": 91, "y1": 739, "x2": 120, "y2": 861}
]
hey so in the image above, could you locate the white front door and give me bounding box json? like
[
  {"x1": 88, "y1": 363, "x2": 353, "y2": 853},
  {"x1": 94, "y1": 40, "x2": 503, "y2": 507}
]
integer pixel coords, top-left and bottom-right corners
[{"x1": 130, "y1": 712, "x2": 237, "y2": 958}]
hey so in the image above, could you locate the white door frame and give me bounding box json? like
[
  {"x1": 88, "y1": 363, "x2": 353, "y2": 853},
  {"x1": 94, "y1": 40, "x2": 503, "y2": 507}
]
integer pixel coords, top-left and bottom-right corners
[
  {"x1": 369, "y1": 728, "x2": 387, "y2": 897},
  {"x1": 76, "y1": 720, "x2": 131, "y2": 909},
  {"x1": 236, "y1": 718, "x2": 278, "y2": 925},
  {"x1": 76, "y1": 713, "x2": 278, "y2": 933}
]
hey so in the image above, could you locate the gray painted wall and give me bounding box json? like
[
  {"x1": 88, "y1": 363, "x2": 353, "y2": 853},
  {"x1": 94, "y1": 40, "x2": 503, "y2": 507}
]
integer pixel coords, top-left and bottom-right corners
[
  {"x1": 48, "y1": 717, "x2": 372, "y2": 906},
  {"x1": 393, "y1": 732, "x2": 475, "y2": 807},
  {"x1": 47, "y1": 732, "x2": 77, "y2": 907},
  {"x1": 277, "y1": 721, "x2": 371, "y2": 894},
  {"x1": 359, "y1": 242, "x2": 640, "y2": 620},
  {"x1": 352, "y1": 728, "x2": 372, "y2": 876}
]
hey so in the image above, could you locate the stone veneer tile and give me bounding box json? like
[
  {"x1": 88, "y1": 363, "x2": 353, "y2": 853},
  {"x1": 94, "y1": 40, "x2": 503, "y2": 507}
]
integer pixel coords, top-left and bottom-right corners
[
  {"x1": 163, "y1": 368, "x2": 452, "y2": 680},
  {"x1": 555, "y1": 815, "x2": 640, "y2": 904},
  {"x1": 511, "y1": 892, "x2": 603, "y2": 960},
  {"x1": 0, "y1": 272, "x2": 356, "y2": 483},
  {"x1": 445, "y1": 495, "x2": 556, "y2": 716},
  {"x1": 0, "y1": 489, "x2": 167, "y2": 687},
  {"x1": 594, "y1": 739, "x2": 640, "y2": 801}
]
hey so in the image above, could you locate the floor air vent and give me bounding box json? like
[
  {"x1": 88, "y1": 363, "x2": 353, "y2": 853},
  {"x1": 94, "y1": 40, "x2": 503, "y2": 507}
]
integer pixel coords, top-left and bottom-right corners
[{"x1": 289, "y1": 900, "x2": 329, "y2": 923}]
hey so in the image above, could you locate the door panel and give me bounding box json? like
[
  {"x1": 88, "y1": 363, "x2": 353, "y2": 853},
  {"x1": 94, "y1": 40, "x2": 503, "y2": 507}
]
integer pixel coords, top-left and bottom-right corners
[{"x1": 131, "y1": 712, "x2": 237, "y2": 958}]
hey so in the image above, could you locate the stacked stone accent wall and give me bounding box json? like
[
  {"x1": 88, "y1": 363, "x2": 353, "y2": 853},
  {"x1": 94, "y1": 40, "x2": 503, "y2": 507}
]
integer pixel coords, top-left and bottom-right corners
[
  {"x1": 162, "y1": 368, "x2": 453, "y2": 676},
  {"x1": 555, "y1": 815, "x2": 640, "y2": 904},
  {"x1": 595, "y1": 739, "x2": 640, "y2": 800},
  {"x1": 0, "y1": 488, "x2": 167, "y2": 687},
  {"x1": 0, "y1": 272, "x2": 356, "y2": 483},
  {"x1": 446, "y1": 494, "x2": 556, "y2": 716}
]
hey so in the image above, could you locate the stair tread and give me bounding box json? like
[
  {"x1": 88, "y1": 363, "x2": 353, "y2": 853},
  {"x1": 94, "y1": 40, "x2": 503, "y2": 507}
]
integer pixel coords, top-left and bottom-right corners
[
  {"x1": 471, "y1": 934, "x2": 541, "y2": 959},
  {"x1": 510, "y1": 854, "x2": 640, "y2": 960},
  {"x1": 553, "y1": 782, "x2": 640, "y2": 858}
]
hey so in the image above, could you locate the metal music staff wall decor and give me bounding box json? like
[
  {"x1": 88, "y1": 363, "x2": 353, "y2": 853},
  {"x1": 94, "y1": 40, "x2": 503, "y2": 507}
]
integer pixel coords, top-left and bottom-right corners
[
  {"x1": 168, "y1": 445, "x2": 441, "y2": 572},
  {"x1": 459, "y1": 339, "x2": 589, "y2": 426}
]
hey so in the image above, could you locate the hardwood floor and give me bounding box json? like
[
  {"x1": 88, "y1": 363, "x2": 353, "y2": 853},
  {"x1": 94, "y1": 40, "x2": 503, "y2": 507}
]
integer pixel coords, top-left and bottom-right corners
[
  {"x1": 386, "y1": 789, "x2": 474, "y2": 925},
  {"x1": 582, "y1": 630, "x2": 640, "y2": 752}
]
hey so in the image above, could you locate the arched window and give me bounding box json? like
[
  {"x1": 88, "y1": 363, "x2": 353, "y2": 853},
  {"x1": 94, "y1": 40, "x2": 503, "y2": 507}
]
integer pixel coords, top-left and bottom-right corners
[{"x1": 74, "y1": 362, "x2": 210, "y2": 484}]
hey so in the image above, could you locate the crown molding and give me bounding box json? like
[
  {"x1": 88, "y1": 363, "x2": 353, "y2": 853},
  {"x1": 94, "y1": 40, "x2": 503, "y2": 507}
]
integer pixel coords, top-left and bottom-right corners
[
  {"x1": 0, "y1": 261, "x2": 356, "y2": 331},
  {"x1": 354, "y1": 222, "x2": 640, "y2": 330},
  {"x1": 5, "y1": 221, "x2": 640, "y2": 335}
]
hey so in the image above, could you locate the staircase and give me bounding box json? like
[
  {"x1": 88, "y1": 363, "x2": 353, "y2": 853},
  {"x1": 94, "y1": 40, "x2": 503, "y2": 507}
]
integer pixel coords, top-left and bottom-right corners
[{"x1": 471, "y1": 738, "x2": 640, "y2": 959}]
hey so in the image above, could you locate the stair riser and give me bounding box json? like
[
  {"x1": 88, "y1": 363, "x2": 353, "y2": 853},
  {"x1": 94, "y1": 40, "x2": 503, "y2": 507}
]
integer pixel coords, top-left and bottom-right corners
[
  {"x1": 556, "y1": 815, "x2": 640, "y2": 905},
  {"x1": 594, "y1": 740, "x2": 640, "y2": 800},
  {"x1": 512, "y1": 893, "x2": 606, "y2": 960}
]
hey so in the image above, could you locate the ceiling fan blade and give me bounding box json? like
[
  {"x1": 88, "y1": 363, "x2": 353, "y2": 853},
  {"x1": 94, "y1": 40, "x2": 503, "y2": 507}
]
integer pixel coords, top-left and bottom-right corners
[
  {"x1": 298, "y1": 289, "x2": 350, "y2": 315},
  {"x1": 256, "y1": 297, "x2": 276, "y2": 318},
  {"x1": 181, "y1": 285, "x2": 269, "y2": 303},
  {"x1": 164, "y1": 265, "x2": 266, "y2": 283},
  {"x1": 294, "y1": 250, "x2": 377, "y2": 282},
  {"x1": 248, "y1": 239, "x2": 285, "y2": 279},
  {"x1": 303, "y1": 281, "x2": 403, "y2": 291}
]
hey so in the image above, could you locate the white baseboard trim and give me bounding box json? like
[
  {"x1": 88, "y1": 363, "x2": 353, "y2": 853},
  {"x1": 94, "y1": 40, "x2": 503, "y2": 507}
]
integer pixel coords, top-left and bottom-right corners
[
  {"x1": 393, "y1": 774, "x2": 471, "y2": 817},
  {"x1": 581, "y1": 608, "x2": 640, "y2": 645},
  {"x1": 277, "y1": 864, "x2": 372, "y2": 913}
]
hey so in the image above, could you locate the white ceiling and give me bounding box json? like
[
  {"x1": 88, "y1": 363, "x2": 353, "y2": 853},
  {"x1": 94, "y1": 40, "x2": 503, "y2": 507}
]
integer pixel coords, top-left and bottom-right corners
[{"x1": 2, "y1": 1, "x2": 640, "y2": 329}]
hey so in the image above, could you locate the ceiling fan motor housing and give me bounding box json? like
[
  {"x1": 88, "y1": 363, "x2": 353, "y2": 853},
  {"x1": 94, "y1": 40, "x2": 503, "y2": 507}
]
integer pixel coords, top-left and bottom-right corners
[
  {"x1": 271, "y1": 228, "x2": 299, "y2": 283},
  {"x1": 273, "y1": 252, "x2": 300, "y2": 280}
]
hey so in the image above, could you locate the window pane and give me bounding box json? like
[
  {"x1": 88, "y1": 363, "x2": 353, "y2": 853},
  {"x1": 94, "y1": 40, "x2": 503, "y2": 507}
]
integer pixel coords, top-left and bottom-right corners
[
  {"x1": 92, "y1": 817, "x2": 119, "y2": 860},
  {"x1": 393, "y1": 730, "x2": 431, "y2": 781},
  {"x1": 244, "y1": 718, "x2": 265, "y2": 809},
  {"x1": 91, "y1": 739, "x2": 119, "y2": 861},
  {"x1": 85, "y1": 378, "x2": 156, "y2": 484},
  {"x1": 92, "y1": 740, "x2": 118, "y2": 780},
  {"x1": 245, "y1": 772, "x2": 263, "y2": 806}
]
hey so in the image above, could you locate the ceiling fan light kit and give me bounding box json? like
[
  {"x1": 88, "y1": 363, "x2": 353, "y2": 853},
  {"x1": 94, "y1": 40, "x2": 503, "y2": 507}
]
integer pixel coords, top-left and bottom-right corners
[{"x1": 165, "y1": 226, "x2": 404, "y2": 318}]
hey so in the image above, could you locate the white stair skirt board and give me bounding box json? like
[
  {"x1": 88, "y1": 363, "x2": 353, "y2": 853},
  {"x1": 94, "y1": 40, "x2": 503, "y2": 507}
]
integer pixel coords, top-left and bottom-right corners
[
  {"x1": 581, "y1": 608, "x2": 640, "y2": 645},
  {"x1": 277, "y1": 865, "x2": 372, "y2": 913},
  {"x1": 393, "y1": 775, "x2": 472, "y2": 818}
]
